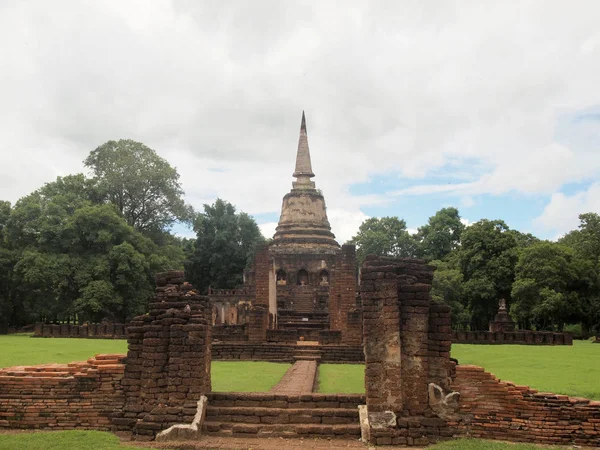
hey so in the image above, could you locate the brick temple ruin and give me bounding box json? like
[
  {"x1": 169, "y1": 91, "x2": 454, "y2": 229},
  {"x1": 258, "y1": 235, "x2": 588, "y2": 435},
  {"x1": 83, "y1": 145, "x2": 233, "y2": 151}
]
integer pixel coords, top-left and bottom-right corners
[
  {"x1": 209, "y1": 112, "x2": 361, "y2": 348},
  {"x1": 1, "y1": 113, "x2": 596, "y2": 446},
  {"x1": 2, "y1": 266, "x2": 599, "y2": 446}
]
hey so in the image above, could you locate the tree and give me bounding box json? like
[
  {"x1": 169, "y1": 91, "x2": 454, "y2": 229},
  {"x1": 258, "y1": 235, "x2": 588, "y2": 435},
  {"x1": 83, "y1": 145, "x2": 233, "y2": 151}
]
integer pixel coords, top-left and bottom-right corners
[
  {"x1": 5, "y1": 176, "x2": 185, "y2": 326},
  {"x1": 0, "y1": 201, "x2": 15, "y2": 333},
  {"x1": 458, "y1": 219, "x2": 519, "y2": 330},
  {"x1": 84, "y1": 139, "x2": 193, "y2": 234},
  {"x1": 185, "y1": 199, "x2": 265, "y2": 294},
  {"x1": 559, "y1": 213, "x2": 600, "y2": 336},
  {"x1": 510, "y1": 242, "x2": 578, "y2": 330},
  {"x1": 416, "y1": 207, "x2": 464, "y2": 260},
  {"x1": 430, "y1": 257, "x2": 470, "y2": 329},
  {"x1": 348, "y1": 217, "x2": 418, "y2": 264}
]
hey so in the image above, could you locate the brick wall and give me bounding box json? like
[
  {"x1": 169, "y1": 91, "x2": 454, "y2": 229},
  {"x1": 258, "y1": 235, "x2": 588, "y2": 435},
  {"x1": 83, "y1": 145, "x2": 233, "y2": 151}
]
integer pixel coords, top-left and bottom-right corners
[
  {"x1": 266, "y1": 329, "x2": 298, "y2": 343},
  {"x1": 453, "y1": 330, "x2": 573, "y2": 345},
  {"x1": 34, "y1": 322, "x2": 126, "y2": 339},
  {"x1": 207, "y1": 391, "x2": 364, "y2": 409},
  {"x1": 318, "y1": 330, "x2": 342, "y2": 345},
  {"x1": 329, "y1": 245, "x2": 361, "y2": 345},
  {"x1": 114, "y1": 271, "x2": 212, "y2": 440},
  {"x1": 0, "y1": 355, "x2": 125, "y2": 430},
  {"x1": 360, "y1": 256, "x2": 456, "y2": 446},
  {"x1": 212, "y1": 343, "x2": 364, "y2": 363},
  {"x1": 213, "y1": 324, "x2": 248, "y2": 342},
  {"x1": 451, "y1": 365, "x2": 600, "y2": 447},
  {"x1": 254, "y1": 245, "x2": 270, "y2": 309}
]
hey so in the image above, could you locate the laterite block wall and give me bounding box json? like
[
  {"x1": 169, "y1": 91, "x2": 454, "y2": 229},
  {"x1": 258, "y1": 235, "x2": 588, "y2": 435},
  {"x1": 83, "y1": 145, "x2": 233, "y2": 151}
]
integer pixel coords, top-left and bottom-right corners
[
  {"x1": 451, "y1": 365, "x2": 600, "y2": 447},
  {"x1": 0, "y1": 355, "x2": 125, "y2": 430}
]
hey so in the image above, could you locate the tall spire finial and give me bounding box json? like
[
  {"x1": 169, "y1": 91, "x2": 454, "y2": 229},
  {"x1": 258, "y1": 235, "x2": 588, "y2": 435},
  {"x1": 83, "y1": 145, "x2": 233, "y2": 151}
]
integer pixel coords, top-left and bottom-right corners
[
  {"x1": 301, "y1": 110, "x2": 307, "y2": 133},
  {"x1": 293, "y1": 111, "x2": 315, "y2": 188}
]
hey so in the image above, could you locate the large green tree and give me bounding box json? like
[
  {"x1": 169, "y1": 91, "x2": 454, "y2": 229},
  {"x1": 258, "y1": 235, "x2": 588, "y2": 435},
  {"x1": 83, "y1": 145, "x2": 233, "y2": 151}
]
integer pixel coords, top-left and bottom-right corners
[
  {"x1": 5, "y1": 176, "x2": 185, "y2": 325},
  {"x1": 349, "y1": 216, "x2": 418, "y2": 264},
  {"x1": 185, "y1": 199, "x2": 265, "y2": 294},
  {"x1": 559, "y1": 213, "x2": 600, "y2": 336},
  {"x1": 458, "y1": 219, "x2": 519, "y2": 330},
  {"x1": 0, "y1": 201, "x2": 16, "y2": 333},
  {"x1": 430, "y1": 256, "x2": 470, "y2": 329},
  {"x1": 84, "y1": 139, "x2": 193, "y2": 234},
  {"x1": 416, "y1": 207, "x2": 464, "y2": 260},
  {"x1": 510, "y1": 242, "x2": 579, "y2": 331}
]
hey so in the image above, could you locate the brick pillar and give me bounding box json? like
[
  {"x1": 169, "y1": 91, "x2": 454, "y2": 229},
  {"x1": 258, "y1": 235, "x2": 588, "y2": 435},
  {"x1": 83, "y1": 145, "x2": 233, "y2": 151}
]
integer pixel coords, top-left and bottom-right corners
[
  {"x1": 115, "y1": 271, "x2": 212, "y2": 440},
  {"x1": 361, "y1": 256, "x2": 441, "y2": 417},
  {"x1": 427, "y1": 303, "x2": 453, "y2": 391},
  {"x1": 398, "y1": 260, "x2": 434, "y2": 415},
  {"x1": 330, "y1": 244, "x2": 360, "y2": 345},
  {"x1": 361, "y1": 257, "x2": 402, "y2": 413},
  {"x1": 250, "y1": 244, "x2": 270, "y2": 342}
]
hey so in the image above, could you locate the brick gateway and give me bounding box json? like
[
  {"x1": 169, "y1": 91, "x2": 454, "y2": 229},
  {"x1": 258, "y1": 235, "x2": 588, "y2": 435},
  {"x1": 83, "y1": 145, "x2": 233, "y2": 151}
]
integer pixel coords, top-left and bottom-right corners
[{"x1": 1, "y1": 267, "x2": 599, "y2": 446}]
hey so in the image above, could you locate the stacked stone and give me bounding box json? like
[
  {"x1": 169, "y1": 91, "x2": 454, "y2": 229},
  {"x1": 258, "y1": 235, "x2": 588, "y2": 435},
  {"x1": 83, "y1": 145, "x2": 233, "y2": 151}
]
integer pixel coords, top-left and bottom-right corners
[
  {"x1": 329, "y1": 244, "x2": 361, "y2": 346},
  {"x1": 0, "y1": 355, "x2": 125, "y2": 430},
  {"x1": 248, "y1": 245, "x2": 269, "y2": 342},
  {"x1": 114, "y1": 271, "x2": 211, "y2": 440},
  {"x1": 35, "y1": 322, "x2": 126, "y2": 339},
  {"x1": 428, "y1": 303, "x2": 453, "y2": 391},
  {"x1": 453, "y1": 330, "x2": 573, "y2": 345},
  {"x1": 361, "y1": 256, "x2": 402, "y2": 413},
  {"x1": 360, "y1": 256, "x2": 455, "y2": 446},
  {"x1": 452, "y1": 365, "x2": 600, "y2": 447}
]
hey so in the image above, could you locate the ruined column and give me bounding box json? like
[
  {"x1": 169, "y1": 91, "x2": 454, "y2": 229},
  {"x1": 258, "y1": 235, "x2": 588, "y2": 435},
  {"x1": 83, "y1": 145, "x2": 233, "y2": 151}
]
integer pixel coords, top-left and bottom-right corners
[
  {"x1": 115, "y1": 271, "x2": 212, "y2": 440},
  {"x1": 248, "y1": 244, "x2": 269, "y2": 342},
  {"x1": 361, "y1": 256, "x2": 402, "y2": 412}
]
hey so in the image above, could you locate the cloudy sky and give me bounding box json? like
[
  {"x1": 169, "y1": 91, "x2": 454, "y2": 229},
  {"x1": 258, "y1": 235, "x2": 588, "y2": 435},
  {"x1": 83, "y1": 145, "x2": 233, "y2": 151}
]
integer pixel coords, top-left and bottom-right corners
[{"x1": 1, "y1": 1, "x2": 600, "y2": 243}]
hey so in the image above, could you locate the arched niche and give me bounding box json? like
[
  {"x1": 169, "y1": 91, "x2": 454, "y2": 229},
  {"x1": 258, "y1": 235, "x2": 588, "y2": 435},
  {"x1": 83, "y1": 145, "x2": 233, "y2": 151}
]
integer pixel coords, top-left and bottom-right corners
[
  {"x1": 276, "y1": 269, "x2": 287, "y2": 285},
  {"x1": 319, "y1": 270, "x2": 330, "y2": 285},
  {"x1": 297, "y1": 269, "x2": 309, "y2": 286}
]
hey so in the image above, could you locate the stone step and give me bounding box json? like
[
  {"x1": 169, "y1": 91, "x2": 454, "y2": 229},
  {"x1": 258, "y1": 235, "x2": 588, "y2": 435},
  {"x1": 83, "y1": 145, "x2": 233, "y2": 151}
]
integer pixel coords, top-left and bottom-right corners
[
  {"x1": 206, "y1": 406, "x2": 359, "y2": 424},
  {"x1": 203, "y1": 421, "x2": 361, "y2": 438},
  {"x1": 293, "y1": 355, "x2": 321, "y2": 361}
]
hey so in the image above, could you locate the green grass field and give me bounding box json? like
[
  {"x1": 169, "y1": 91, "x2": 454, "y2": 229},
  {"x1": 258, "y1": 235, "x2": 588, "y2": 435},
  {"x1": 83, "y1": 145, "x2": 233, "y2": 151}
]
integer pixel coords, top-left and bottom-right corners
[
  {"x1": 452, "y1": 340, "x2": 600, "y2": 399},
  {"x1": 317, "y1": 363, "x2": 364, "y2": 393},
  {"x1": 211, "y1": 361, "x2": 291, "y2": 392},
  {"x1": 318, "y1": 340, "x2": 600, "y2": 398},
  {"x1": 0, "y1": 335, "x2": 289, "y2": 392},
  {"x1": 0, "y1": 430, "x2": 152, "y2": 450},
  {"x1": 429, "y1": 438, "x2": 567, "y2": 450},
  {"x1": 0, "y1": 335, "x2": 127, "y2": 367},
  {"x1": 0, "y1": 431, "x2": 572, "y2": 450},
  {"x1": 1, "y1": 335, "x2": 598, "y2": 399}
]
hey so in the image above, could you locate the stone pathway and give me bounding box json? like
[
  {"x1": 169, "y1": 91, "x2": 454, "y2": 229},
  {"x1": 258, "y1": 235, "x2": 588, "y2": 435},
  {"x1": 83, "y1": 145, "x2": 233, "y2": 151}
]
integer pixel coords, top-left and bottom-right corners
[
  {"x1": 269, "y1": 360, "x2": 317, "y2": 394},
  {"x1": 143, "y1": 435, "x2": 424, "y2": 449}
]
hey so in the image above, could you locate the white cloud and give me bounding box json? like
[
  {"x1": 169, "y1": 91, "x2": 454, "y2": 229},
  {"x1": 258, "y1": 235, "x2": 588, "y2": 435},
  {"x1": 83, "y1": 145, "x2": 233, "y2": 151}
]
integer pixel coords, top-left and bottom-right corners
[
  {"x1": 259, "y1": 222, "x2": 278, "y2": 240},
  {"x1": 1, "y1": 0, "x2": 600, "y2": 242},
  {"x1": 326, "y1": 208, "x2": 369, "y2": 244},
  {"x1": 460, "y1": 218, "x2": 474, "y2": 228},
  {"x1": 533, "y1": 183, "x2": 600, "y2": 237}
]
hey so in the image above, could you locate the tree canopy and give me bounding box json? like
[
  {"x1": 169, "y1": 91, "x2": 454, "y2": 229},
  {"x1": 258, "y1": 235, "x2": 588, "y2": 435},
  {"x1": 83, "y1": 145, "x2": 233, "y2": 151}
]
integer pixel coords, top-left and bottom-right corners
[
  {"x1": 84, "y1": 139, "x2": 194, "y2": 234},
  {"x1": 348, "y1": 216, "x2": 417, "y2": 264},
  {"x1": 185, "y1": 199, "x2": 265, "y2": 294},
  {"x1": 0, "y1": 141, "x2": 191, "y2": 330}
]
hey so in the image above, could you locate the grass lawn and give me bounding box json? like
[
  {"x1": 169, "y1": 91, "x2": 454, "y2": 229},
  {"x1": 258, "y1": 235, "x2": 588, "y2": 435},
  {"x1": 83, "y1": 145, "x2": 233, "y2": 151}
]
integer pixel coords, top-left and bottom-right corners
[
  {"x1": 0, "y1": 335, "x2": 127, "y2": 368},
  {"x1": 429, "y1": 438, "x2": 568, "y2": 449},
  {"x1": 0, "y1": 430, "x2": 152, "y2": 450},
  {"x1": 211, "y1": 361, "x2": 291, "y2": 392},
  {"x1": 0, "y1": 335, "x2": 290, "y2": 392},
  {"x1": 0, "y1": 432, "x2": 574, "y2": 450},
  {"x1": 316, "y1": 340, "x2": 600, "y2": 398},
  {"x1": 451, "y1": 340, "x2": 600, "y2": 400},
  {"x1": 317, "y1": 363, "x2": 364, "y2": 393},
  {"x1": 2, "y1": 335, "x2": 598, "y2": 399}
]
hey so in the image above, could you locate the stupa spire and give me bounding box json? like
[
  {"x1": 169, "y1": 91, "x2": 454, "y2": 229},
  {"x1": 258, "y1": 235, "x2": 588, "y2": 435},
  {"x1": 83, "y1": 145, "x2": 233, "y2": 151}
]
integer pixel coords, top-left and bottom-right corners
[{"x1": 292, "y1": 111, "x2": 315, "y2": 188}]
